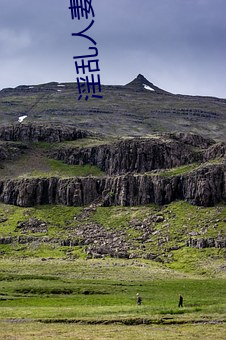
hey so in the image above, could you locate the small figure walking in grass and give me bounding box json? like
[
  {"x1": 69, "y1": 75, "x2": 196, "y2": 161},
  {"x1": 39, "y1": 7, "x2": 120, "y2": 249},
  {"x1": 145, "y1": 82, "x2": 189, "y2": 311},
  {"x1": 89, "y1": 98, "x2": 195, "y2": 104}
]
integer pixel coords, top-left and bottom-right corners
[
  {"x1": 178, "y1": 294, "x2": 183, "y2": 308},
  {"x1": 137, "y1": 293, "x2": 142, "y2": 306}
]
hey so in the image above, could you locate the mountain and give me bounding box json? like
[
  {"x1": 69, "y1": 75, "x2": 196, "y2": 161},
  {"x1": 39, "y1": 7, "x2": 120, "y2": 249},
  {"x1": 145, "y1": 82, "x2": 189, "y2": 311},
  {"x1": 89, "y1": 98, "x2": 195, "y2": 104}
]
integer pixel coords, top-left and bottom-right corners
[
  {"x1": 125, "y1": 74, "x2": 171, "y2": 94},
  {"x1": 0, "y1": 74, "x2": 226, "y2": 140}
]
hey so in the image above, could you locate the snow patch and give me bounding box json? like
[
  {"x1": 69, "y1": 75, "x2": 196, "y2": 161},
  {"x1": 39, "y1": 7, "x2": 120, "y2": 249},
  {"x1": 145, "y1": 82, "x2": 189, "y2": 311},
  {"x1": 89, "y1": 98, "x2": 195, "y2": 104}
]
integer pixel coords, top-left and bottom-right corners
[
  {"x1": 57, "y1": 84, "x2": 65, "y2": 87},
  {"x1": 143, "y1": 84, "x2": 155, "y2": 91},
  {"x1": 18, "y1": 115, "x2": 27, "y2": 123},
  {"x1": 29, "y1": 86, "x2": 34, "y2": 89},
  {"x1": 57, "y1": 89, "x2": 62, "y2": 92}
]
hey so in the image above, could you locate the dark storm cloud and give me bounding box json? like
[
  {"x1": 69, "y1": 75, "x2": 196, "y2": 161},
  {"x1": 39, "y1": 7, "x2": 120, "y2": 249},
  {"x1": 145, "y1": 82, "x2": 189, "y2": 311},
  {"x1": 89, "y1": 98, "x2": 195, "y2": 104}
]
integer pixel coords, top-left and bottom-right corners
[{"x1": 0, "y1": 0, "x2": 226, "y2": 97}]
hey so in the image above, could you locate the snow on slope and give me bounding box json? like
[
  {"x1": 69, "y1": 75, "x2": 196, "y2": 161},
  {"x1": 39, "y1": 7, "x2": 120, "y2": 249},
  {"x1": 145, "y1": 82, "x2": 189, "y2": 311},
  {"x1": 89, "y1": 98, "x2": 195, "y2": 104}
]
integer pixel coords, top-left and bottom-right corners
[
  {"x1": 18, "y1": 115, "x2": 27, "y2": 123},
  {"x1": 143, "y1": 84, "x2": 155, "y2": 91}
]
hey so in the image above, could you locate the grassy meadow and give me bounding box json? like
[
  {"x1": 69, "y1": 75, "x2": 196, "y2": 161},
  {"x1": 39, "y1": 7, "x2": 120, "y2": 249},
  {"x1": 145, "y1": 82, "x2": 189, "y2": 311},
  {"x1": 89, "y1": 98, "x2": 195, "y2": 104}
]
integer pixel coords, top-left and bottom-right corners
[
  {"x1": 0, "y1": 257, "x2": 225, "y2": 339},
  {"x1": 0, "y1": 200, "x2": 225, "y2": 338}
]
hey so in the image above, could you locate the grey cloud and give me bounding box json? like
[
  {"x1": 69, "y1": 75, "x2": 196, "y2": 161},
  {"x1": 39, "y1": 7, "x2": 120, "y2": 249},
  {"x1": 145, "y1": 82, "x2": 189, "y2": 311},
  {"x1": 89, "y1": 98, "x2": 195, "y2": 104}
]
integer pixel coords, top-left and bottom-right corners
[{"x1": 0, "y1": 0, "x2": 225, "y2": 97}]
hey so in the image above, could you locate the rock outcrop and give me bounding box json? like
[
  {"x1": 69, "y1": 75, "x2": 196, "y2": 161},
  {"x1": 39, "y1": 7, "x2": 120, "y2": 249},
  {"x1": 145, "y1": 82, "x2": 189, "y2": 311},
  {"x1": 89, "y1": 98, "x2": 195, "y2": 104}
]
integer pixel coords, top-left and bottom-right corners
[
  {"x1": 165, "y1": 132, "x2": 215, "y2": 149},
  {"x1": 204, "y1": 142, "x2": 226, "y2": 160},
  {"x1": 0, "y1": 142, "x2": 28, "y2": 161},
  {"x1": 52, "y1": 138, "x2": 203, "y2": 175},
  {"x1": 0, "y1": 164, "x2": 225, "y2": 207},
  {"x1": 0, "y1": 127, "x2": 225, "y2": 208},
  {"x1": 0, "y1": 124, "x2": 90, "y2": 143},
  {"x1": 187, "y1": 237, "x2": 226, "y2": 249}
]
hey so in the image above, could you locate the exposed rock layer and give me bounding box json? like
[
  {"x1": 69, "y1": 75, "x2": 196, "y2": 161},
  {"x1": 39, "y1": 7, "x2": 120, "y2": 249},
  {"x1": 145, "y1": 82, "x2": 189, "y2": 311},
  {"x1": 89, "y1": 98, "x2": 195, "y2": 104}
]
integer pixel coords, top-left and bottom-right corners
[
  {"x1": 52, "y1": 138, "x2": 203, "y2": 175},
  {"x1": 0, "y1": 164, "x2": 225, "y2": 207},
  {"x1": 0, "y1": 125, "x2": 225, "y2": 208},
  {"x1": 0, "y1": 142, "x2": 28, "y2": 161},
  {"x1": 204, "y1": 142, "x2": 226, "y2": 160},
  {"x1": 164, "y1": 132, "x2": 214, "y2": 149},
  {"x1": 187, "y1": 237, "x2": 226, "y2": 249},
  {"x1": 0, "y1": 124, "x2": 90, "y2": 142}
]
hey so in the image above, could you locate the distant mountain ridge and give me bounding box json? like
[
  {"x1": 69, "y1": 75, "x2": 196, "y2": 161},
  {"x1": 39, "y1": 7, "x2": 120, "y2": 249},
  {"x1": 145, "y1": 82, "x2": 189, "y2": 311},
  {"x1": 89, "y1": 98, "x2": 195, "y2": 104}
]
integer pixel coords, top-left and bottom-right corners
[{"x1": 0, "y1": 74, "x2": 226, "y2": 140}]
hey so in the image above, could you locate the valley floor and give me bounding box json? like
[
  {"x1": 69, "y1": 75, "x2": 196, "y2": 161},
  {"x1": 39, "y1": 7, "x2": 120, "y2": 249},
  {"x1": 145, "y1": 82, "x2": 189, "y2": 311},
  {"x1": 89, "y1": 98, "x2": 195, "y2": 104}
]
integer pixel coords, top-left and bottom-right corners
[
  {"x1": 0, "y1": 257, "x2": 225, "y2": 339},
  {"x1": 0, "y1": 322, "x2": 225, "y2": 340}
]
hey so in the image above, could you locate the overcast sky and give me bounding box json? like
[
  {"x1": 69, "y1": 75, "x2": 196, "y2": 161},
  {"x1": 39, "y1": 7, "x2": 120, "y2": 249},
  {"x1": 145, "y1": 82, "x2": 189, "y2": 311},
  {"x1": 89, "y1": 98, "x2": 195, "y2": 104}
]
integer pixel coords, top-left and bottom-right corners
[{"x1": 0, "y1": 0, "x2": 226, "y2": 97}]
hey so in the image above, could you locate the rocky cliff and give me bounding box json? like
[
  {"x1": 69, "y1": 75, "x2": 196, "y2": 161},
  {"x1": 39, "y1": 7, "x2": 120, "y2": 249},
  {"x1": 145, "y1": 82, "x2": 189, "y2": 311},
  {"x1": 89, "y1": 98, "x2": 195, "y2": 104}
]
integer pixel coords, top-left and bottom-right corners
[
  {"x1": 204, "y1": 142, "x2": 226, "y2": 160},
  {"x1": 0, "y1": 164, "x2": 225, "y2": 207},
  {"x1": 51, "y1": 137, "x2": 203, "y2": 175},
  {"x1": 0, "y1": 125, "x2": 225, "y2": 208},
  {"x1": 0, "y1": 123, "x2": 90, "y2": 142},
  {"x1": 164, "y1": 132, "x2": 215, "y2": 149}
]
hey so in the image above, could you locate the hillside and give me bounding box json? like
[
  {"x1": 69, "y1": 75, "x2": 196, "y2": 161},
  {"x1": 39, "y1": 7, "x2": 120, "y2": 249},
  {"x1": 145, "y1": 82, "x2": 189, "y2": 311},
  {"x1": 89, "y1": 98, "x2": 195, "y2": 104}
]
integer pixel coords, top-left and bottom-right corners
[
  {"x1": 1, "y1": 74, "x2": 226, "y2": 140},
  {"x1": 0, "y1": 124, "x2": 225, "y2": 268}
]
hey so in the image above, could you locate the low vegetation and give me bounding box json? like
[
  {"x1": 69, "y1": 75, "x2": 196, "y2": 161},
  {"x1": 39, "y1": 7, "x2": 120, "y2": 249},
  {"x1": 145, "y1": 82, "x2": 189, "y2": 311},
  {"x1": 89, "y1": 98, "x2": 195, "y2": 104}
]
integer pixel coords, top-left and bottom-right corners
[
  {"x1": 1, "y1": 77, "x2": 226, "y2": 139},
  {"x1": 0, "y1": 201, "x2": 225, "y2": 277},
  {"x1": 149, "y1": 159, "x2": 224, "y2": 178},
  {"x1": 0, "y1": 322, "x2": 225, "y2": 340},
  {"x1": 0, "y1": 142, "x2": 105, "y2": 179},
  {"x1": 157, "y1": 163, "x2": 200, "y2": 177},
  {"x1": 0, "y1": 257, "x2": 225, "y2": 338},
  {"x1": 23, "y1": 160, "x2": 105, "y2": 178}
]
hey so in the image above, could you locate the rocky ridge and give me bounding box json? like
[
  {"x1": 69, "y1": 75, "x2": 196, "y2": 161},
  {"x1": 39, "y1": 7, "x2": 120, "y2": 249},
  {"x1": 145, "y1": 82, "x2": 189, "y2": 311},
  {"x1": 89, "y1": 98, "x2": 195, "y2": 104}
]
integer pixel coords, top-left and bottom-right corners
[
  {"x1": 0, "y1": 124, "x2": 225, "y2": 208},
  {"x1": 0, "y1": 123, "x2": 90, "y2": 143},
  {"x1": 51, "y1": 132, "x2": 223, "y2": 176},
  {"x1": 52, "y1": 137, "x2": 202, "y2": 175},
  {"x1": 0, "y1": 163, "x2": 225, "y2": 207}
]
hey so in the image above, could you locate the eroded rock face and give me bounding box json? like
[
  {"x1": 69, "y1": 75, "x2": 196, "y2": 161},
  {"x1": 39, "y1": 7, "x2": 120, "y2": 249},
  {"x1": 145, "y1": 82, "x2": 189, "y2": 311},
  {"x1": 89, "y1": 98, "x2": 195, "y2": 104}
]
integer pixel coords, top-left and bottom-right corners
[
  {"x1": 0, "y1": 143, "x2": 28, "y2": 161},
  {"x1": 181, "y1": 165, "x2": 226, "y2": 205},
  {"x1": 50, "y1": 133, "x2": 226, "y2": 176},
  {"x1": 0, "y1": 128, "x2": 225, "y2": 208},
  {"x1": 204, "y1": 142, "x2": 226, "y2": 160},
  {"x1": 187, "y1": 237, "x2": 226, "y2": 248},
  {"x1": 52, "y1": 138, "x2": 203, "y2": 175},
  {"x1": 0, "y1": 164, "x2": 225, "y2": 207},
  {"x1": 164, "y1": 132, "x2": 215, "y2": 149},
  {"x1": 0, "y1": 124, "x2": 90, "y2": 143}
]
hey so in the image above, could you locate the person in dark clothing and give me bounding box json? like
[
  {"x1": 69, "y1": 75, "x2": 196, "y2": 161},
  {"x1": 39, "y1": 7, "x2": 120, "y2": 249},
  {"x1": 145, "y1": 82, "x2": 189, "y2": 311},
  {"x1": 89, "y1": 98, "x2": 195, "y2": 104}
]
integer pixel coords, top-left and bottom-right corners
[
  {"x1": 137, "y1": 293, "x2": 142, "y2": 305},
  {"x1": 178, "y1": 294, "x2": 183, "y2": 307}
]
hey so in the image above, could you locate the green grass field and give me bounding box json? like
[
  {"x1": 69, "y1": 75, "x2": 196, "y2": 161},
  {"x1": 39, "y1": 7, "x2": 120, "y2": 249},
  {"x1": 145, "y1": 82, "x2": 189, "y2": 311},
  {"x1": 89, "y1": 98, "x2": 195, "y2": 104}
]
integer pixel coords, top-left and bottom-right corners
[
  {"x1": 0, "y1": 322, "x2": 225, "y2": 340},
  {"x1": 24, "y1": 159, "x2": 105, "y2": 178},
  {"x1": 0, "y1": 258, "x2": 225, "y2": 339},
  {"x1": 0, "y1": 200, "x2": 225, "y2": 338},
  {"x1": 0, "y1": 141, "x2": 105, "y2": 179}
]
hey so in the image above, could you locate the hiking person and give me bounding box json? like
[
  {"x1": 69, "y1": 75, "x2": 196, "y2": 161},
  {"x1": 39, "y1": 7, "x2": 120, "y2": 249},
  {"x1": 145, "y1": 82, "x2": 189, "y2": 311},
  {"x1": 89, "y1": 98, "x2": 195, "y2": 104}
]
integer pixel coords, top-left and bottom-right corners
[
  {"x1": 137, "y1": 293, "x2": 142, "y2": 305},
  {"x1": 178, "y1": 294, "x2": 183, "y2": 307}
]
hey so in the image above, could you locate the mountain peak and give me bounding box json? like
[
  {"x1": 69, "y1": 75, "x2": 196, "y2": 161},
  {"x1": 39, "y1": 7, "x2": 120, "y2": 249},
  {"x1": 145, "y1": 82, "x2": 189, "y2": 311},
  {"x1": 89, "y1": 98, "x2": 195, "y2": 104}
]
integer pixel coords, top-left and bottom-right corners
[
  {"x1": 125, "y1": 74, "x2": 171, "y2": 94},
  {"x1": 137, "y1": 73, "x2": 146, "y2": 80}
]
